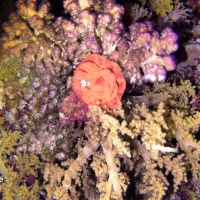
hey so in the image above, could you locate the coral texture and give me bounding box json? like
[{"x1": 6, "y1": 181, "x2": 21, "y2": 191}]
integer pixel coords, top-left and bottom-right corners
[
  {"x1": 41, "y1": 80, "x2": 200, "y2": 200},
  {"x1": 72, "y1": 54, "x2": 126, "y2": 108},
  {"x1": 59, "y1": 90, "x2": 89, "y2": 125},
  {"x1": 3, "y1": 67, "x2": 64, "y2": 131},
  {"x1": 0, "y1": 126, "x2": 42, "y2": 199},
  {"x1": 138, "y1": 0, "x2": 173, "y2": 17},
  {"x1": 0, "y1": 0, "x2": 178, "y2": 84},
  {"x1": 109, "y1": 21, "x2": 178, "y2": 84},
  {"x1": 0, "y1": 0, "x2": 199, "y2": 200}
]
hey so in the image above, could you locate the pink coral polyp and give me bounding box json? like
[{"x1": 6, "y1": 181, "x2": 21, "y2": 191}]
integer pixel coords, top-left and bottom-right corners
[{"x1": 59, "y1": 91, "x2": 89, "y2": 125}]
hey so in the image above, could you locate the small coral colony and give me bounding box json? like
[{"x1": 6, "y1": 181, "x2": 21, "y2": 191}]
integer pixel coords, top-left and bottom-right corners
[{"x1": 0, "y1": 0, "x2": 200, "y2": 199}]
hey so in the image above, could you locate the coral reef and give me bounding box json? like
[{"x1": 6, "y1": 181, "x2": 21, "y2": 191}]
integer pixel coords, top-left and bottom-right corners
[
  {"x1": 109, "y1": 21, "x2": 178, "y2": 85},
  {"x1": 59, "y1": 90, "x2": 89, "y2": 126},
  {"x1": 0, "y1": 0, "x2": 67, "y2": 74},
  {"x1": 44, "y1": 103, "x2": 133, "y2": 199},
  {"x1": 191, "y1": 93, "x2": 200, "y2": 111},
  {"x1": 150, "y1": 0, "x2": 173, "y2": 17},
  {"x1": 0, "y1": 0, "x2": 199, "y2": 199},
  {"x1": 139, "y1": 0, "x2": 173, "y2": 17},
  {"x1": 0, "y1": 58, "x2": 35, "y2": 110},
  {"x1": 3, "y1": 67, "x2": 65, "y2": 131},
  {"x1": 127, "y1": 80, "x2": 200, "y2": 199},
  {"x1": 42, "y1": 80, "x2": 200, "y2": 200},
  {"x1": 176, "y1": 178, "x2": 200, "y2": 200},
  {"x1": 0, "y1": 0, "x2": 178, "y2": 84},
  {"x1": 0, "y1": 0, "x2": 15, "y2": 34},
  {"x1": 0, "y1": 124, "x2": 42, "y2": 200}
]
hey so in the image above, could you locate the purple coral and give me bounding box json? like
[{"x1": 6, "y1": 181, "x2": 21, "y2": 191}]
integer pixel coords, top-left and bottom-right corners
[
  {"x1": 1, "y1": 0, "x2": 178, "y2": 85},
  {"x1": 109, "y1": 21, "x2": 178, "y2": 85},
  {"x1": 59, "y1": 90, "x2": 89, "y2": 126},
  {"x1": 191, "y1": 93, "x2": 200, "y2": 111}
]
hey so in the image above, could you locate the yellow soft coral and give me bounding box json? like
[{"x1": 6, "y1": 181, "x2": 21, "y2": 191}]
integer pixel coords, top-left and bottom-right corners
[
  {"x1": 0, "y1": 128, "x2": 21, "y2": 177},
  {"x1": 0, "y1": 127, "x2": 43, "y2": 200},
  {"x1": 127, "y1": 80, "x2": 200, "y2": 199},
  {"x1": 129, "y1": 102, "x2": 168, "y2": 159},
  {"x1": 150, "y1": 0, "x2": 173, "y2": 16}
]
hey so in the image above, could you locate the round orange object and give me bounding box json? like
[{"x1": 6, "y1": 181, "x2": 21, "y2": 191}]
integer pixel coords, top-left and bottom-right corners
[{"x1": 72, "y1": 54, "x2": 126, "y2": 108}]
